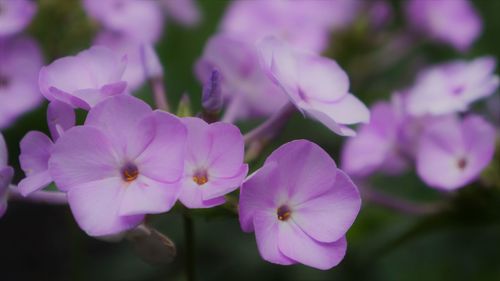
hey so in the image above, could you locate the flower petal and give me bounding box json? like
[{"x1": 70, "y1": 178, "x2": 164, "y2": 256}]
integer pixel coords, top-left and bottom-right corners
[
  {"x1": 49, "y1": 126, "x2": 120, "y2": 191},
  {"x1": 47, "y1": 100, "x2": 75, "y2": 141},
  {"x1": 18, "y1": 170, "x2": 53, "y2": 197},
  {"x1": 292, "y1": 170, "x2": 361, "y2": 243},
  {"x1": 19, "y1": 131, "x2": 53, "y2": 174},
  {"x1": 67, "y1": 177, "x2": 143, "y2": 236}
]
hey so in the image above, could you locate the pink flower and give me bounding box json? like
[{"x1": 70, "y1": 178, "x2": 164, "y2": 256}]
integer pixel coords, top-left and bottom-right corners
[
  {"x1": 0, "y1": 0, "x2": 37, "y2": 37},
  {"x1": 0, "y1": 36, "x2": 43, "y2": 129},
  {"x1": 94, "y1": 31, "x2": 163, "y2": 92},
  {"x1": 406, "y1": 0, "x2": 482, "y2": 52},
  {"x1": 48, "y1": 96, "x2": 187, "y2": 236},
  {"x1": 162, "y1": 0, "x2": 201, "y2": 27},
  {"x1": 416, "y1": 114, "x2": 496, "y2": 191},
  {"x1": 83, "y1": 0, "x2": 164, "y2": 43},
  {"x1": 258, "y1": 37, "x2": 369, "y2": 136},
  {"x1": 18, "y1": 101, "x2": 75, "y2": 196},
  {"x1": 195, "y1": 34, "x2": 288, "y2": 120},
  {"x1": 179, "y1": 117, "x2": 248, "y2": 208},
  {"x1": 221, "y1": 0, "x2": 359, "y2": 53},
  {"x1": 406, "y1": 57, "x2": 499, "y2": 116},
  {"x1": 239, "y1": 140, "x2": 361, "y2": 270},
  {"x1": 39, "y1": 46, "x2": 128, "y2": 110}
]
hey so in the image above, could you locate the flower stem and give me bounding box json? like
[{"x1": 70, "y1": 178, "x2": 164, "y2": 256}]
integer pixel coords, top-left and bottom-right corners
[
  {"x1": 183, "y1": 210, "x2": 196, "y2": 281},
  {"x1": 8, "y1": 185, "x2": 67, "y2": 205},
  {"x1": 244, "y1": 102, "x2": 296, "y2": 145}
]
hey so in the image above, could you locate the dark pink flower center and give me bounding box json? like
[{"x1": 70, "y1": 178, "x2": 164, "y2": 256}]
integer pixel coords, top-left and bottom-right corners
[
  {"x1": 121, "y1": 162, "x2": 139, "y2": 182},
  {"x1": 0, "y1": 75, "x2": 9, "y2": 89},
  {"x1": 457, "y1": 157, "x2": 467, "y2": 170},
  {"x1": 277, "y1": 205, "x2": 291, "y2": 221},
  {"x1": 192, "y1": 170, "x2": 208, "y2": 186}
]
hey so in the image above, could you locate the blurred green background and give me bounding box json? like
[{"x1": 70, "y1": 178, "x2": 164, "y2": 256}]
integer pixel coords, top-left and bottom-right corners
[{"x1": 1, "y1": 0, "x2": 500, "y2": 280}]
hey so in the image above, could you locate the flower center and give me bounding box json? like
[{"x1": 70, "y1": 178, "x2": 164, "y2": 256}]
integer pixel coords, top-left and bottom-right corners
[
  {"x1": 277, "y1": 205, "x2": 291, "y2": 221},
  {"x1": 192, "y1": 170, "x2": 208, "y2": 186},
  {"x1": 121, "y1": 162, "x2": 139, "y2": 182},
  {"x1": 457, "y1": 157, "x2": 467, "y2": 170},
  {"x1": 0, "y1": 74, "x2": 9, "y2": 89},
  {"x1": 451, "y1": 85, "x2": 465, "y2": 96}
]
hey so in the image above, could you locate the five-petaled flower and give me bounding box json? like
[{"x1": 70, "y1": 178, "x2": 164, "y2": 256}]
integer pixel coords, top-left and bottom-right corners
[
  {"x1": 239, "y1": 140, "x2": 361, "y2": 270},
  {"x1": 49, "y1": 95, "x2": 187, "y2": 236}
]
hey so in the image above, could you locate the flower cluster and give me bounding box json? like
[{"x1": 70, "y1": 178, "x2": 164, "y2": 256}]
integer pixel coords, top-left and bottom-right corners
[{"x1": 0, "y1": 0, "x2": 498, "y2": 276}]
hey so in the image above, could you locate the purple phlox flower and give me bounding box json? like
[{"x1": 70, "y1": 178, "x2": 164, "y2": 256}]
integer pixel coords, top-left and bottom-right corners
[
  {"x1": 195, "y1": 34, "x2": 288, "y2": 120},
  {"x1": 405, "y1": 0, "x2": 482, "y2": 52},
  {"x1": 39, "y1": 46, "x2": 128, "y2": 110},
  {"x1": 367, "y1": 0, "x2": 393, "y2": 29},
  {"x1": 201, "y1": 69, "x2": 223, "y2": 113},
  {"x1": 162, "y1": 0, "x2": 201, "y2": 27},
  {"x1": 0, "y1": 0, "x2": 37, "y2": 37},
  {"x1": 416, "y1": 114, "x2": 496, "y2": 191},
  {"x1": 94, "y1": 31, "x2": 163, "y2": 92},
  {"x1": 48, "y1": 95, "x2": 187, "y2": 236},
  {"x1": 18, "y1": 101, "x2": 75, "y2": 196},
  {"x1": 83, "y1": 0, "x2": 164, "y2": 43},
  {"x1": 179, "y1": 117, "x2": 248, "y2": 208},
  {"x1": 0, "y1": 133, "x2": 14, "y2": 218},
  {"x1": 406, "y1": 57, "x2": 499, "y2": 117},
  {"x1": 0, "y1": 36, "x2": 43, "y2": 129},
  {"x1": 341, "y1": 101, "x2": 409, "y2": 178},
  {"x1": 221, "y1": 0, "x2": 360, "y2": 53},
  {"x1": 239, "y1": 140, "x2": 361, "y2": 270},
  {"x1": 258, "y1": 37, "x2": 369, "y2": 136}
]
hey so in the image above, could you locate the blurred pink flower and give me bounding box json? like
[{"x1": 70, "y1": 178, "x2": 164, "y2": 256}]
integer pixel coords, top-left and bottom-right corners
[
  {"x1": 406, "y1": 57, "x2": 499, "y2": 116},
  {"x1": 406, "y1": 0, "x2": 482, "y2": 52},
  {"x1": 0, "y1": 36, "x2": 43, "y2": 129},
  {"x1": 162, "y1": 0, "x2": 201, "y2": 27},
  {"x1": 417, "y1": 114, "x2": 496, "y2": 191},
  {"x1": 0, "y1": 0, "x2": 37, "y2": 37}
]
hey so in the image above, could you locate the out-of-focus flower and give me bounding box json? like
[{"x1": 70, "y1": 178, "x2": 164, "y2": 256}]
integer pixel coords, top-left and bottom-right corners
[
  {"x1": 221, "y1": 0, "x2": 359, "y2": 53},
  {"x1": 83, "y1": 0, "x2": 164, "y2": 43},
  {"x1": 0, "y1": 36, "x2": 43, "y2": 129},
  {"x1": 18, "y1": 101, "x2": 75, "y2": 196},
  {"x1": 405, "y1": 0, "x2": 482, "y2": 52},
  {"x1": 341, "y1": 101, "x2": 408, "y2": 178},
  {"x1": 0, "y1": 133, "x2": 14, "y2": 218},
  {"x1": 406, "y1": 57, "x2": 499, "y2": 116},
  {"x1": 49, "y1": 96, "x2": 187, "y2": 236},
  {"x1": 239, "y1": 140, "x2": 361, "y2": 270},
  {"x1": 94, "y1": 31, "x2": 163, "y2": 92},
  {"x1": 201, "y1": 69, "x2": 223, "y2": 114},
  {"x1": 39, "y1": 46, "x2": 128, "y2": 110},
  {"x1": 368, "y1": 0, "x2": 393, "y2": 29},
  {"x1": 416, "y1": 114, "x2": 496, "y2": 191},
  {"x1": 162, "y1": 0, "x2": 201, "y2": 27},
  {"x1": 179, "y1": 117, "x2": 248, "y2": 208},
  {"x1": 195, "y1": 35, "x2": 287, "y2": 120},
  {"x1": 258, "y1": 37, "x2": 369, "y2": 136},
  {"x1": 0, "y1": 0, "x2": 37, "y2": 37}
]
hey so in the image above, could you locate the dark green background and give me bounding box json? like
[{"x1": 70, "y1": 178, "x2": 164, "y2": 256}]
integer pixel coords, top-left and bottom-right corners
[{"x1": 1, "y1": 0, "x2": 499, "y2": 280}]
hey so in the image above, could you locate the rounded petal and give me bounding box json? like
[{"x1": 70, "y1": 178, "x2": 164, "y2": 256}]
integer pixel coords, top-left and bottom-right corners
[
  {"x1": 202, "y1": 164, "x2": 248, "y2": 200},
  {"x1": 292, "y1": 170, "x2": 361, "y2": 243},
  {"x1": 253, "y1": 210, "x2": 296, "y2": 266},
  {"x1": 67, "y1": 177, "x2": 143, "y2": 236},
  {"x1": 179, "y1": 179, "x2": 226, "y2": 209},
  {"x1": 85, "y1": 95, "x2": 153, "y2": 158},
  {"x1": 239, "y1": 162, "x2": 281, "y2": 232},
  {"x1": 278, "y1": 221, "x2": 347, "y2": 270},
  {"x1": 19, "y1": 131, "x2": 53, "y2": 174},
  {"x1": 206, "y1": 122, "x2": 246, "y2": 177},
  {"x1": 304, "y1": 107, "x2": 357, "y2": 136},
  {"x1": 182, "y1": 117, "x2": 212, "y2": 166},
  {"x1": 49, "y1": 126, "x2": 120, "y2": 191},
  {"x1": 119, "y1": 176, "x2": 181, "y2": 216},
  {"x1": 18, "y1": 170, "x2": 53, "y2": 197},
  {"x1": 462, "y1": 115, "x2": 496, "y2": 176},
  {"x1": 135, "y1": 111, "x2": 187, "y2": 183},
  {"x1": 308, "y1": 93, "x2": 370, "y2": 125},
  {"x1": 47, "y1": 100, "x2": 75, "y2": 141},
  {"x1": 265, "y1": 140, "x2": 338, "y2": 205}
]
